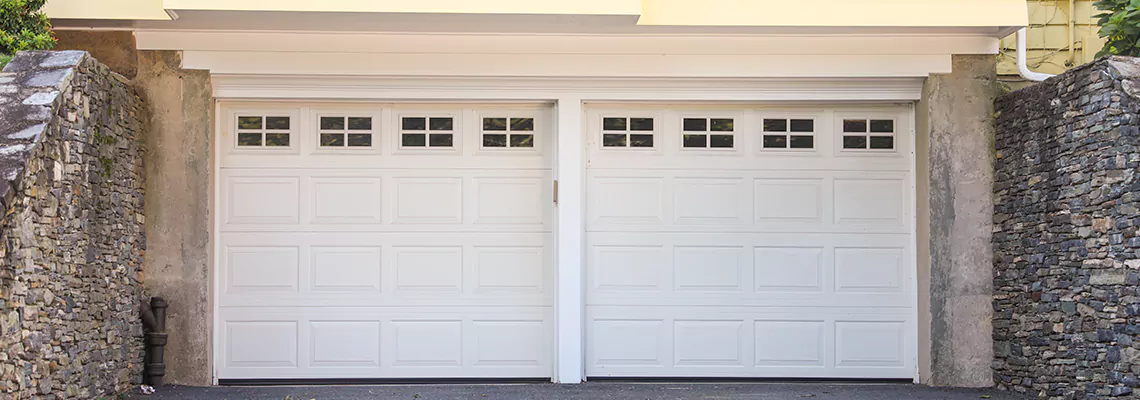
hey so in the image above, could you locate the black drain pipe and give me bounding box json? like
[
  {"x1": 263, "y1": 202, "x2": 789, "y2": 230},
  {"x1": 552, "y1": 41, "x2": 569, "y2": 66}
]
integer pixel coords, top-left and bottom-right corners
[{"x1": 140, "y1": 297, "x2": 168, "y2": 386}]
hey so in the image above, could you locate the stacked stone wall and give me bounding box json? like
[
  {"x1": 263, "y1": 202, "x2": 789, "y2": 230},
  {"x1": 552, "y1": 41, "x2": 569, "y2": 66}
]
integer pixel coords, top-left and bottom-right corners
[
  {"x1": 994, "y1": 57, "x2": 1140, "y2": 398},
  {"x1": 0, "y1": 51, "x2": 146, "y2": 399}
]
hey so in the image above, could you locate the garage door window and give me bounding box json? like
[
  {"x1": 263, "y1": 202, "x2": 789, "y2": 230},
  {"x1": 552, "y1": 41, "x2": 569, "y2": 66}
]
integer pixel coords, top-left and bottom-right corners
[
  {"x1": 601, "y1": 117, "x2": 655, "y2": 148},
  {"x1": 401, "y1": 117, "x2": 454, "y2": 148},
  {"x1": 842, "y1": 118, "x2": 895, "y2": 150},
  {"x1": 482, "y1": 117, "x2": 536, "y2": 148},
  {"x1": 762, "y1": 118, "x2": 815, "y2": 150},
  {"x1": 319, "y1": 116, "x2": 373, "y2": 147},
  {"x1": 236, "y1": 116, "x2": 291, "y2": 147},
  {"x1": 682, "y1": 118, "x2": 734, "y2": 149}
]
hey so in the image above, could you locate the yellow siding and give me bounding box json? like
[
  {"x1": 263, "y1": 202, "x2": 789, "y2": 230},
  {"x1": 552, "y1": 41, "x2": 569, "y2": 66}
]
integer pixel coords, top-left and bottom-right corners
[
  {"x1": 43, "y1": 0, "x2": 170, "y2": 20},
  {"x1": 998, "y1": 0, "x2": 1106, "y2": 76},
  {"x1": 639, "y1": 0, "x2": 1027, "y2": 28},
  {"x1": 161, "y1": 0, "x2": 641, "y2": 15}
]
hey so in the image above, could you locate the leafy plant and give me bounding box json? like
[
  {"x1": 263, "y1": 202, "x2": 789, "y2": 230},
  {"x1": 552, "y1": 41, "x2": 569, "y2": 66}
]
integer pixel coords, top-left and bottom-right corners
[
  {"x1": 0, "y1": 0, "x2": 55, "y2": 55},
  {"x1": 1096, "y1": 0, "x2": 1140, "y2": 57}
]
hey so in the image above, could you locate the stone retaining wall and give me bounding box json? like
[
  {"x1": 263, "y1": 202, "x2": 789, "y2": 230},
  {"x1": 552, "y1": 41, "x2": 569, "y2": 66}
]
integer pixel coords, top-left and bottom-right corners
[
  {"x1": 0, "y1": 51, "x2": 146, "y2": 399},
  {"x1": 994, "y1": 57, "x2": 1140, "y2": 398}
]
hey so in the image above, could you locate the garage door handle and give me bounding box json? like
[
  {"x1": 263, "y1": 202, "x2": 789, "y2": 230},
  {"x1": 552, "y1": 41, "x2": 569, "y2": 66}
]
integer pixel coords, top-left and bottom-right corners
[{"x1": 553, "y1": 180, "x2": 559, "y2": 204}]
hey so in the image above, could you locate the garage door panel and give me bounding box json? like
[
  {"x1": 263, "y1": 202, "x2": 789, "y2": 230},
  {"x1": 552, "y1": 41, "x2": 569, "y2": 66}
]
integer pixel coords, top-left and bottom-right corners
[
  {"x1": 218, "y1": 307, "x2": 553, "y2": 379},
  {"x1": 586, "y1": 307, "x2": 913, "y2": 378}
]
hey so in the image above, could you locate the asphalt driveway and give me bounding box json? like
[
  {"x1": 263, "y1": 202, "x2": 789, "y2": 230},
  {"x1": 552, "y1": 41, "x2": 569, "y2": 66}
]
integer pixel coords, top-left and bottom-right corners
[{"x1": 128, "y1": 382, "x2": 1032, "y2": 400}]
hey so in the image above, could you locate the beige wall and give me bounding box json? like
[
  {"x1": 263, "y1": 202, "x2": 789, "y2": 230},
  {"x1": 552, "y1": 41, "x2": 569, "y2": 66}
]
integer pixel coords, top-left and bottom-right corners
[{"x1": 999, "y1": 0, "x2": 1106, "y2": 77}]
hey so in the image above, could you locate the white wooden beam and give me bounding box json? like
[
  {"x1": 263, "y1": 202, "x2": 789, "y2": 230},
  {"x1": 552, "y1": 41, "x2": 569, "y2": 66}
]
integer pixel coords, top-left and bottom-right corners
[{"x1": 554, "y1": 96, "x2": 585, "y2": 384}]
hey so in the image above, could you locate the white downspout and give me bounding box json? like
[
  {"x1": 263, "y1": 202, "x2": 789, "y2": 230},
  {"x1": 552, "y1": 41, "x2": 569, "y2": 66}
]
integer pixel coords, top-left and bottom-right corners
[{"x1": 1017, "y1": 28, "x2": 1055, "y2": 82}]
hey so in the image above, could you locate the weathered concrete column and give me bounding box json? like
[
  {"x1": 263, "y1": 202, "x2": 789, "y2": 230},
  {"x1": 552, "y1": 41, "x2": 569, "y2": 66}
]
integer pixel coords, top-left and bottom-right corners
[
  {"x1": 133, "y1": 51, "x2": 214, "y2": 386},
  {"x1": 916, "y1": 55, "x2": 1001, "y2": 387}
]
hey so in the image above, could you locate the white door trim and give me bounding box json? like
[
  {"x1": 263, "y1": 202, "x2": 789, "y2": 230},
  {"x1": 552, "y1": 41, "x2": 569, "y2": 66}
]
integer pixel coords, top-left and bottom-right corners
[{"x1": 555, "y1": 97, "x2": 585, "y2": 383}]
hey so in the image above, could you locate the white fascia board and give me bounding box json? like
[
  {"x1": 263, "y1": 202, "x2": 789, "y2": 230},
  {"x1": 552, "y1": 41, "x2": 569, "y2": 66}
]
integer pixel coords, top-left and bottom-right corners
[
  {"x1": 209, "y1": 75, "x2": 927, "y2": 102},
  {"x1": 184, "y1": 51, "x2": 949, "y2": 79},
  {"x1": 136, "y1": 30, "x2": 1000, "y2": 56}
]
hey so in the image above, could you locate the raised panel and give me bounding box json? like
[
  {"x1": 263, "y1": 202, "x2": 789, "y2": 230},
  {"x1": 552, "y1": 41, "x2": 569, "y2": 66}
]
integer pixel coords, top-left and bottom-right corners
[
  {"x1": 227, "y1": 246, "x2": 299, "y2": 293},
  {"x1": 473, "y1": 320, "x2": 545, "y2": 366},
  {"x1": 593, "y1": 246, "x2": 664, "y2": 291},
  {"x1": 393, "y1": 177, "x2": 463, "y2": 224},
  {"x1": 833, "y1": 178, "x2": 904, "y2": 227},
  {"x1": 394, "y1": 247, "x2": 463, "y2": 292},
  {"x1": 754, "y1": 320, "x2": 825, "y2": 366},
  {"x1": 835, "y1": 321, "x2": 905, "y2": 367},
  {"x1": 227, "y1": 177, "x2": 300, "y2": 224},
  {"x1": 475, "y1": 247, "x2": 544, "y2": 292},
  {"x1": 392, "y1": 320, "x2": 463, "y2": 367},
  {"x1": 674, "y1": 320, "x2": 744, "y2": 366},
  {"x1": 227, "y1": 321, "x2": 298, "y2": 367},
  {"x1": 310, "y1": 321, "x2": 381, "y2": 367},
  {"x1": 589, "y1": 177, "x2": 663, "y2": 225},
  {"x1": 754, "y1": 247, "x2": 823, "y2": 292},
  {"x1": 674, "y1": 178, "x2": 746, "y2": 225},
  {"x1": 311, "y1": 247, "x2": 382, "y2": 292},
  {"x1": 474, "y1": 178, "x2": 544, "y2": 225},
  {"x1": 593, "y1": 320, "x2": 664, "y2": 366},
  {"x1": 754, "y1": 179, "x2": 822, "y2": 223},
  {"x1": 834, "y1": 247, "x2": 904, "y2": 293},
  {"x1": 311, "y1": 177, "x2": 383, "y2": 224},
  {"x1": 674, "y1": 246, "x2": 743, "y2": 291}
]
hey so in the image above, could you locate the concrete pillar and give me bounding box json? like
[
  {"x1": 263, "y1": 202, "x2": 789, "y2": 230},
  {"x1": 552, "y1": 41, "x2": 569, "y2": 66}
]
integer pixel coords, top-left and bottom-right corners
[
  {"x1": 916, "y1": 54, "x2": 1001, "y2": 387},
  {"x1": 133, "y1": 50, "x2": 214, "y2": 386}
]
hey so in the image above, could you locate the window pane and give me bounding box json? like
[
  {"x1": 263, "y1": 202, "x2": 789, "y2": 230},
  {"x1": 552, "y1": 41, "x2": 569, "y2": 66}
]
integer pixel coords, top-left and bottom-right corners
[
  {"x1": 630, "y1": 134, "x2": 654, "y2": 148},
  {"x1": 430, "y1": 117, "x2": 454, "y2": 131},
  {"x1": 789, "y1": 135, "x2": 815, "y2": 149},
  {"x1": 320, "y1": 133, "x2": 345, "y2": 147},
  {"x1": 483, "y1": 134, "x2": 508, "y2": 147},
  {"x1": 237, "y1": 133, "x2": 262, "y2": 146},
  {"x1": 843, "y1": 135, "x2": 867, "y2": 149},
  {"x1": 683, "y1": 118, "x2": 707, "y2": 132},
  {"x1": 266, "y1": 117, "x2": 290, "y2": 130},
  {"x1": 683, "y1": 134, "x2": 707, "y2": 148},
  {"x1": 763, "y1": 135, "x2": 788, "y2": 148},
  {"x1": 238, "y1": 116, "x2": 263, "y2": 130},
  {"x1": 348, "y1": 117, "x2": 372, "y2": 131},
  {"x1": 843, "y1": 119, "x2": 868, "y2": 133},
  {"x1": 483, "y1": 117, "x2": 508, "y2": 131},
  {"x1": 790, "y1": 119, "x2": 815, "y2": 132},
  {"x1": 265, "y1": 133, "x2": 290, "y2": 147},
  {"x1": 869, "y1": 136, "x2": 895, "y2": 149},
  {"x1": 870, "y1": 119, "x2": 895, "y2": 133},
  {"x1": 402, "y1": 117, "x2": 426, "y2": 131},
  {"x1": 710, "y1": 135, "x2": 734, "y2": 148},
  {"x1": 429, "y1": 133, "x2": 454, "y2": 147},
  {"x1": 511, "y1": 118, "x2": 535, "y2": 131},
  {"x1": 402, "y1": 133, "x2": 427, "y2": 147},
  {"x1": 347, "y1": 134, "x2": 372, "y2": 147},
  {"x1": 630, "y1": 118, "x2": 654, "y2": 131},
  {"x1": 710, "y1": 118, "x2": 734, "y2": 132},
  {"x1": 602, "y1": 134, "x2": 627, "y2": 147},
  {"x1": 603, "y1": 117, "x2": 627, "y2": 131},
  {"x1": 320, "y1": 116, "x2": 345, "y2": 130},
  {"x1": 510, "y1": 134, "x2": 535, "y2": 148},
  {"x1": 763, "y1": 119, "x2": 787, "y2": 132}
]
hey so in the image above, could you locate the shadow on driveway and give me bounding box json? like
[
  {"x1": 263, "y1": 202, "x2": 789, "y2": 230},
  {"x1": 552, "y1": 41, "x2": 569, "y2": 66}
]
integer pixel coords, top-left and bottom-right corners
[{"x1": 128, "y1": 382, "x2": 1032, "y2": 400}]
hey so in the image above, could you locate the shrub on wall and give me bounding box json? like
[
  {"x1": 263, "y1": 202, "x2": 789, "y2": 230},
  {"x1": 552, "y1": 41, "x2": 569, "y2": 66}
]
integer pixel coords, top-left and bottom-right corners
[
  {"x1": 1096, "y1": 0, "x2": 1140, "y2": 57},
  {"x1": 0, "y1": 0, "x2": 55, "y2": 67}
]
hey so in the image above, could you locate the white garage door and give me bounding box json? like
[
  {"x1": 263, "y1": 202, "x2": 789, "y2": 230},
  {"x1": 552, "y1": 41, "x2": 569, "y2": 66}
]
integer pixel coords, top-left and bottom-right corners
[
  {"x1": 217, "y1": 103, "x2": 554, "y2": 380},
  {"x1": 584, "y1": 105, "x2": 916, "y2": 379}
]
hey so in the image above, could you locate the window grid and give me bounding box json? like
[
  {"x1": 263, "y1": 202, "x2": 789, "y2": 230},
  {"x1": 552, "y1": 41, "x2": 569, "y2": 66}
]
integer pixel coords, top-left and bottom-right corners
[
  {"x1": 319, "y1": 116, "x2": 374, "y2": 148},
  {"x1": 236, "y1": 115, "x2": 291, "y2": 147},
  {"x1": 841, "y1": 118, "x2": 896, "y2": 150},
  {"x1": 601, "y1": 117, "x2": 655, "y2": 148},
  {"x1": 400, "y1": 116, "x2": 455, "y2": 148},
  {"x1": 762, "y1": 118, "x2": 816, "y2": 150},
  {"x1": 482, "y1": 117, "x2": 536, "y2": 148},
  {"x1": 681, "y1": 117, "x2": 734, "y2": 149}
]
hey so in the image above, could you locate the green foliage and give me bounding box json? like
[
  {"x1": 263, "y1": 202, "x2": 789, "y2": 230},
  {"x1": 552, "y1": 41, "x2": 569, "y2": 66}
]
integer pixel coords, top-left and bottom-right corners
[
  {"x1": 0, "y1": 53, "x2": 12, "y2": 70},
  {"x1": 0, "y1": 0, "x2": 55, "y2": 55}
]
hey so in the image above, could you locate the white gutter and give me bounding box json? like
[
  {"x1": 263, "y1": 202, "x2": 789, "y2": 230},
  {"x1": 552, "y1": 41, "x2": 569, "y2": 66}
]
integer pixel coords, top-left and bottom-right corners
[{"x1": 1017, "y1": 27, "x2": 1055, "y2": 82}]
